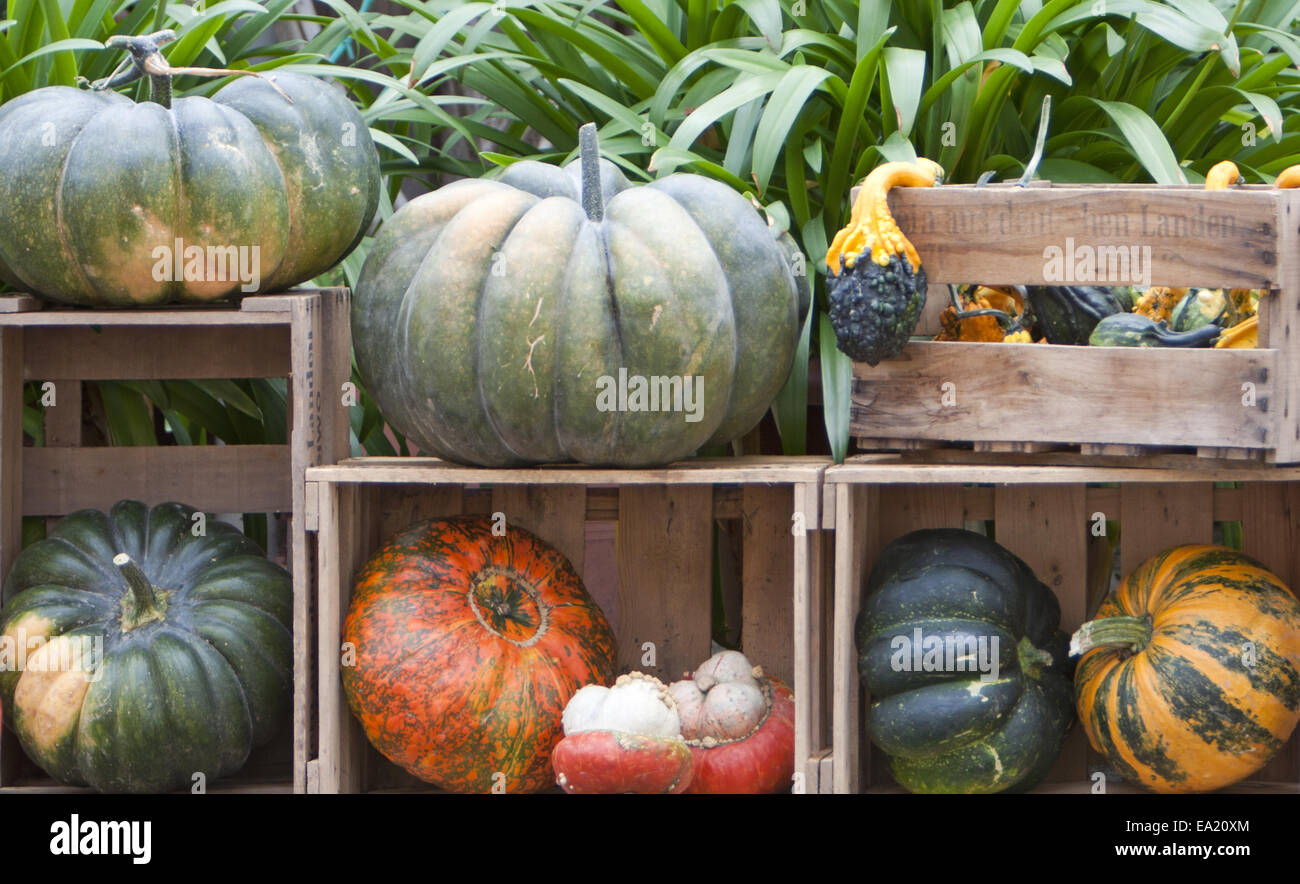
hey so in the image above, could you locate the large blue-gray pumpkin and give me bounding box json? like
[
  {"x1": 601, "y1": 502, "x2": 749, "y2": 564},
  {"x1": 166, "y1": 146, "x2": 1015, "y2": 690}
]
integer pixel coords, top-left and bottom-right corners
[
  {"x1": 0, "y1": 43, "x2": 378, "y2": 306},
  {"x1": 352, "y1": 123, "x2": 810, "y2": 467}
]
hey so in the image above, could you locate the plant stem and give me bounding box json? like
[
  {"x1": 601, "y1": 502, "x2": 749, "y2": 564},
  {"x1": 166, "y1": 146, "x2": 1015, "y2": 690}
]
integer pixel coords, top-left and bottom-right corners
[
  {"x1": 578, "y1": 122, "x2": 604, "y2": 222},
  {"x1": 1069, "y1": 614, "x2": 1152, "y2": 657},
  {"x1": 114, "y1": 553, "x2": 162, "y2": 622}
]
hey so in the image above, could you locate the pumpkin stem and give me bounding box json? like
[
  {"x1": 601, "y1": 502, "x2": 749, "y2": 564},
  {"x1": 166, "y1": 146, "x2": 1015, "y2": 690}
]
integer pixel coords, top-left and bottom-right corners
[
  {"x1": 1016, "y1": 637, "x2": 1055, "y2": 679},
  {"x1": 114, "y1": 552, "x2": 165, "y2": 628},
  {"x1": 577, "y1": 122, "x2": 604, "y2": 223},
  {"x1": 86, "y1": 30, "x2": 292, "y2": 109},
  {"x1": 1068, "y1": 614, "x2": 1152, "y2": 657}
]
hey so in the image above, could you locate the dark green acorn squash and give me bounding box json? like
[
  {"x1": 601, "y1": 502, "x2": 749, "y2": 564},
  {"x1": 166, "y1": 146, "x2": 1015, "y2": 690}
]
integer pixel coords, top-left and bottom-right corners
[
  {"x1": 1089, "y1": 313, "x2": 1220, "y2": 347},
  {"x1": 856, "y1": 529, "x2": 1074, "y2": 793},
  {"x1": 0, "y1": 32, "x2": 379, "y2": 305},
  {"x1": 1023, "y1": 285, "x2": 1131, "y2": 345},
  {"x1": 352, "y1": 123, "x2": 809, "y2": 467},
  {"x1": 0, "y1": 500, "x2": 292, "y2": 792},
  {"x1": 825, "y1": 160, "x2": 942, "y2": 365}
]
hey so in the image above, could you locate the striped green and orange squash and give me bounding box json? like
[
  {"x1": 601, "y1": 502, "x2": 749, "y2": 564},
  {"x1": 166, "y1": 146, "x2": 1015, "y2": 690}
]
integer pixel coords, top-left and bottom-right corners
[
  {"x1": 1072, "y1": 545, "x2": 1300, "y2": 793},
  {"x1": 342, "y1": 515, "x2": 617, "y2": 793}
]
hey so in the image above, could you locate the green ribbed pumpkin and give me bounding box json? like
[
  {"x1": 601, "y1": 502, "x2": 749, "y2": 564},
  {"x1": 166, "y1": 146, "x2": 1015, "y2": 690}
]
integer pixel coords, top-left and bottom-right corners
[
  {"x1": 856, "y1": 529, "x2": 1075, "y2": 793},
  {"x1": 0, "y1": 54, "x2": 379, "y2": 305},
  {"x1": 352, "y1": 123, "x2": 809, "y2": 467},
  {"x1": 0, "y1": 501, "x2": 292, "y2": 792}
]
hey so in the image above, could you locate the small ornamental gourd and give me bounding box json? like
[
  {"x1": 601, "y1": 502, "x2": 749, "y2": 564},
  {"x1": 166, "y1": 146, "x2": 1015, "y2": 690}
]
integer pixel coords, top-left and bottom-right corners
[
  {"x1": 1024, "y1": 285, "x2": 1132, "y2": 345},
  {"x1": 856, "y1": 529, "x2": 1075, "y2": 793},
  {"x1": 1089, "y1": 313, "x2": 1221, "y2": 348},
  {"x1": 551, "y1": 672, "x2": 693, "y2": 794},
  {"x1": 0, "y1": 500, "x2": 293, "y2": 792},
  {"x1": 1214, "y1": 315, "x2": 1258, "y2": 349},
  {"x1": 667, "y1": 650, "x2": 795, "y2": 793},
  {"x1": 351, "y1": 122, "x2": 809, "y2": 467},
  {"x1": 0, "y1": 31, "x2": 379, "y2": 305},
  {"x1": 1072, "y1": 545, "x2": 1300, "y2": 793},
  {"x1": 342, "y1": 515, "x2": 617, "y2": 793},
  {"x1": 825, "y1": 159, "x2": 943, "y2": 365}
]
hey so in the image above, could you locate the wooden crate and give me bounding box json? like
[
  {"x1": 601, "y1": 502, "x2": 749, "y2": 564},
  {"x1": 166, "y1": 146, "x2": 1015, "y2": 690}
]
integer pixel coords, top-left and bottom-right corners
[
  {"x1": 305, "y1": 456, "x2": 833, "y2": 794},
  {"x1": 827, "y1": 456, "x2": 1300, "y2": 794},
  {"x1": 0, "y1": 289, "x2": 352, "y2": 793},
  {"x1": 852, "y1": 182, "x2": 1300, "y2": 462}
]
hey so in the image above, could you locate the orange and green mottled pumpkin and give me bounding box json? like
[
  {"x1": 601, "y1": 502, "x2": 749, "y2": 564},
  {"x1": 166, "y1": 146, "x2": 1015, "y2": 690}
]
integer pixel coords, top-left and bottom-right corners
[
  {"x1": 341, "y1": 515, "x2": 617, "y2": 793},
  {"x1": 1072, "y1": 545, "x2": 1300, "y2": 793}
]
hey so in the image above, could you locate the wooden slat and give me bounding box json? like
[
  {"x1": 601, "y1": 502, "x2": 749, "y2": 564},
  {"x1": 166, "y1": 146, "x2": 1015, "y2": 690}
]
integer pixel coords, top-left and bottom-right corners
[
  {"x1": 22, "y1": 445, "x2": 291, "y2": 516},
  {"x1": 1241, "y1": 481, "x2": 1300, "y2": 784},
  {"x1": 616, "y1": 486, "x2": 712, "y2": 680},
  {"x1": 321, "y1": 288, "x2": 353, "y2": 465},
  {"x1": 792, "y1": 483, "x2": 816, "y2": 795},
  {"x1": 889, "y1": 184, "x2": 1285, "y2": 289},
  {"x1": 994, "y1": 485, "x2": 1090, "y2": 784},
  {"x1": 741, "y1": 485, "x2": 794, "y2": 686},
  {"x1": 42, "y1": 380, "x2": 81, "y2": 446},
  {"x1": 876, "y1": 484, "x2": 965, "y2": 546},
  {"x1": 1240, "y1": 483, "x2": 1300, "y2": 583},
  {"x1": 852, "y1": 343, "x2": 1274, "y2": 450},
  {"x1": 1264, "y1": 193, "x2": 1300, "y2": 461},
  {"x1": 0, "y1": 328, "x2": 22, "y2": 787},
  {"x1": 491, "y1": 485, "x2": 587, "y2": 579},
  {"x1": 832, "y1": 484, "x2": 869, "y2": 794},
  {"x1": 0, "y1": 329, "x2": 22, "y2": 574},
  {"x1": 308, "y1": 456, "x2": 828, "y2": 487},
  {"x1": 0, "y1": 307, "x2": 296, "y2": 327},
  {"x1": 289, "y1": 293, "x2": 321, "y2": 795},
  {"x1": 827, "y1": 458, "x2": 1300, "y2": 486},
  {"x1": 847, "y1": 446, "x2": 1295, "y2": 472},
  {"x1": 22, "y1": 326, "x2": 289, "y2": 380},
  {"x1": 1119, "y1": 483, "x2": 1215, "y2": 578},
  {"x1": 994, "y1": 486, "x2": 1090, "y2": 630},
  {"x1": 0, "y1": 294, "x2": 41, "y2": 313},
  {"x1": 316, "y1": 483, "x2": 365, "y2": 794}
]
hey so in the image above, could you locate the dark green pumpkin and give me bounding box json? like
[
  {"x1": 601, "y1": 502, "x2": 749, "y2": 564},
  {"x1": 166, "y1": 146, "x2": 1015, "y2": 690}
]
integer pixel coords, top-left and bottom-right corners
[
  {"x1": 856, "y1": 529, "x2": 1074, "y2": 793},
  {"x1": 0, "y1": 500, "x2": 292, "y2": 792},
  {"x1": 1024, "y1": 285, "x2": 1131, "y2": 345},
  {"x1": 352, "y1": 123, "x2": 809, "y2": 467},
  {"x1": 1089, "y1": 313, "x2": 1220, "y2": 347},
  {"x1": 0, "y1": 67, "x2": 379, "y2": 305}
]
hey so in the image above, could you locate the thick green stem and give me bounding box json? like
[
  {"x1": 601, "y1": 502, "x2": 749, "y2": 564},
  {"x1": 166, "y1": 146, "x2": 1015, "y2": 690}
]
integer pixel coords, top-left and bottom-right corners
[
  {"x1": 1016, "y1": 636, "x2": 1055, "y2": 679},
  {"x1": 114, "y1": 553, "x2": 163, "y2": 625},
  {"x1": 1069, "y1": 614, "x2": 1152, "y2": 657},
  {"x1": 149, "y1": 73, "x2": 172, "y2": 110},
  {"x1": 578, "y1": 122, "x2": 604, "y2": 222}
]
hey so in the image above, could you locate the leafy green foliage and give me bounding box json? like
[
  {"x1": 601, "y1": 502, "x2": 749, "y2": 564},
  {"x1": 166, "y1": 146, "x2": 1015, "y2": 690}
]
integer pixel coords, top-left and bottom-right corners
[
  {"x1": 351, "y1": 0, "x2": 1300, "y2": 459},
  {"x1": 8, "y1": 1, "x2": 1300, "y2": 462}
]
